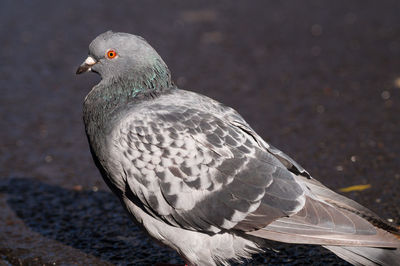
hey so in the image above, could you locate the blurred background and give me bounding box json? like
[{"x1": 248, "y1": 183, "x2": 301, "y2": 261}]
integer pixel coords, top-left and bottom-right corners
[{"x1": 0, "y1": 0, "x2": 399, "y2": 265}]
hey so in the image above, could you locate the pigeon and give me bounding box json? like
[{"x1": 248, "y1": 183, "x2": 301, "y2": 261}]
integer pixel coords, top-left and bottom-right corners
[{"x1": 76, "y1": 31, "x2": 400, "y2": 266}]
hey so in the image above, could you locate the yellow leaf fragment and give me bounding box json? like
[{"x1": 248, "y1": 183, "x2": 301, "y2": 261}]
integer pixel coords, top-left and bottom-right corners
[{"x1": 339, "y1": 184, "x2": 371, "y2": 193}]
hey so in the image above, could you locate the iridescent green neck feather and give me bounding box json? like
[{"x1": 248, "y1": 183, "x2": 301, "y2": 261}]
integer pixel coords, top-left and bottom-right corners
[{"x1": 83, "y1": 58, "x2": 173, "y2": 138}]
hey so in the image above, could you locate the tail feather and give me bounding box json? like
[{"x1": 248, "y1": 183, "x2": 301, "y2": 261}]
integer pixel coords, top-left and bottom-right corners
[{"x1": 324, "y1": 245, "x2": 400, "y2": 266}]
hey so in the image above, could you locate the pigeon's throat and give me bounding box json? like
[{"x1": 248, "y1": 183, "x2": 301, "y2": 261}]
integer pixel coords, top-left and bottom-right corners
[{"x1": 83, "y1": 64, "x2": 173, "y2": 135}]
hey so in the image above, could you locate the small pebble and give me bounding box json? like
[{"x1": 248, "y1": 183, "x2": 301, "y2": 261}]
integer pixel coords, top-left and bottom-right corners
[
  {"x1": 381, "y1": 90, "x2": 390, "y2": 100},
  {"x1": 336, "y1": 165, "x2": 344, "y2": 171},
  {"x1": 394, "y1": 77, "x2": 400, "y2": 88},
  {"x1": 387, "y1": 218, "x2": 394, "y2": 223},
  {"x1": 73, "y1": 185, "x2": 83, "y2": 191},
  {"x1": 45, "y1": 155, "x2": 53, "y2": 163},
  {"x1": 316, "y1": 105, "x2": 325, "y2": 113}
]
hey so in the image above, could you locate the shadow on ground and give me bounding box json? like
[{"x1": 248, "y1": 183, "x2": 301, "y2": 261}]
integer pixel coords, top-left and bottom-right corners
[
  {"x1": 0, "y1": 177, "x2": 183, "y2": 265},
  {"x1": 0, "y1": 177, "x2": 349, "y2": 265}
]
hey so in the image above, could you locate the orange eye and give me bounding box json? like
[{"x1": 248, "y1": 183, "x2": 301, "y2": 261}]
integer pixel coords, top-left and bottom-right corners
[{"x1": 106, "y1": 49, "x2": 117, "y2": 59}]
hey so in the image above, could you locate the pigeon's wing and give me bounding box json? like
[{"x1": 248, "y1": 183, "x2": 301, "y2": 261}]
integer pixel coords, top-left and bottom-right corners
[{"x1": 111, "y1": 103, "x2": 305, "y2": 233}]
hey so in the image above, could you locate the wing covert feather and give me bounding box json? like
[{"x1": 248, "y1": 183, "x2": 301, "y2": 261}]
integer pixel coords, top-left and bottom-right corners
[{"x1": 111, "y1": 103, "x2": 305, "y2": 233}]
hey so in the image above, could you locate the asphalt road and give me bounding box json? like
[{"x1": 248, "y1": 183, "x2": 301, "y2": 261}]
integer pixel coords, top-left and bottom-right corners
[{"x1": 0, "y1": 0, "x2": 399, "y2": 265}]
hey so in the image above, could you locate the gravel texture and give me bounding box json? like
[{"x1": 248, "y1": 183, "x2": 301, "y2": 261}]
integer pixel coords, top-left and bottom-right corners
[{"x1": 0, "y1": 0, "x2": 399, "y2": 265}]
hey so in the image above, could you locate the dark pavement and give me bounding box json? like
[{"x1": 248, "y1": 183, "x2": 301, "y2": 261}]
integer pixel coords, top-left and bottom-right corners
[{"x1": 0, "y1": 0, "x2": 399, "y2": 265}]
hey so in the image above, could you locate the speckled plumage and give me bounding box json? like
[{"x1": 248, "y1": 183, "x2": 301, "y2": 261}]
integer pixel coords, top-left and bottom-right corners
[{"x1": 78, "y1": 31, "x2": 400, "y2": 266}]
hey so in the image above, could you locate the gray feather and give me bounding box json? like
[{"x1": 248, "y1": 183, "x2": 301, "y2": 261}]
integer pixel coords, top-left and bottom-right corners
[{"x1": 324, "y1": 246, "x2": 400, "y2": 266}]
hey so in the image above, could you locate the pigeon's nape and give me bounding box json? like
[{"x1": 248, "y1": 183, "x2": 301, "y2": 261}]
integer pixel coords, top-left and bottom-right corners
[{"x1": 77, "y1": 31, "x2": 400, "y2": 266}]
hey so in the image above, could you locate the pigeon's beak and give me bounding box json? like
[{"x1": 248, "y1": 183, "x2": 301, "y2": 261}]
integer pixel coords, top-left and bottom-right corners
[{"x1": 76, "y1": 56, "x2": 97, "y2": 75}]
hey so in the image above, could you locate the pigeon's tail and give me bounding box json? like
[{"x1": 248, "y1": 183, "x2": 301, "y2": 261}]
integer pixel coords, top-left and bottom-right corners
[
  {"x1": 324, "y1": 245, "x2": 400, "y2": 266},
  {"x1": 300, "y1": 176, "x2": 400, "y2": 265}
]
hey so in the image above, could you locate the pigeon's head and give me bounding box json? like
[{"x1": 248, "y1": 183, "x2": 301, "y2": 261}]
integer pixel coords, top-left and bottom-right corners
[{"x1": 77, "y1": 31, "x2": 171, "y2": 86}]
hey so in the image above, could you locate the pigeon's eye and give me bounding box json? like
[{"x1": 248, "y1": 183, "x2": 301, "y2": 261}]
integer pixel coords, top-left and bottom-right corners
[{"x1": 106, "y1": 50, "x2": 117, "y2": 59}]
